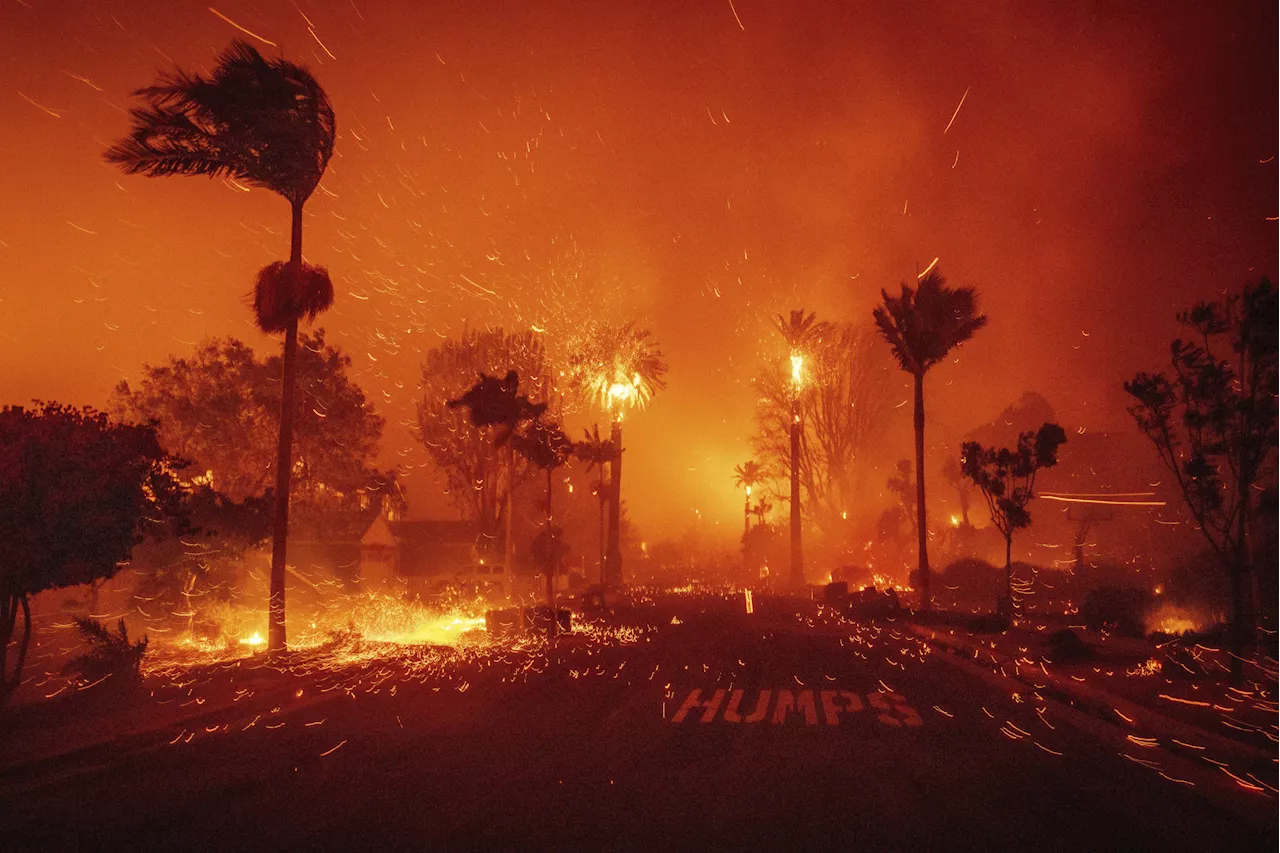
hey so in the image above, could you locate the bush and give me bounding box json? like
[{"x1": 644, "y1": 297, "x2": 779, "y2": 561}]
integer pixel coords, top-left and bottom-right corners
[
  {"x1": 65, "y1": 617, "x2": 148, "y2": 688},
  {"x1": 1046, "y1": 628, "x2": 1093, "y2": 662},
  {"x1": 1079, "y1": 586, "x2": 1152, "y2": 637},
  {"x1": 939, "y1": 557, "x2": 1001, "y2": 594}
]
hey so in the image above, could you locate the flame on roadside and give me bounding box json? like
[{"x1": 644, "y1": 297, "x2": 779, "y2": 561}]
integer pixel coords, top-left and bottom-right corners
[{"x1": 1145, "y1": 602, "x2": 1204, "y2": 636}]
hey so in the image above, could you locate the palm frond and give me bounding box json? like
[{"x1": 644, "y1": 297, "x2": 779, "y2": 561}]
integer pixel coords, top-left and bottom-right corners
[
  {"x1": 873, "y1": 269, "x2": 987, "y2": 375},
  {"x1": 106, "y1": 39, "x2": 336, "y2": 204},
  {"x1": 252, "y1": 261, "x2": 334, "y2": 334}
]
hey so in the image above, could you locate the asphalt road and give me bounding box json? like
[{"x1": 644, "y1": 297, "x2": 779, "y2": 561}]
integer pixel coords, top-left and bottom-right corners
[{"x1": 2, "y1": 594, "x2": 1275, "y2": 852}]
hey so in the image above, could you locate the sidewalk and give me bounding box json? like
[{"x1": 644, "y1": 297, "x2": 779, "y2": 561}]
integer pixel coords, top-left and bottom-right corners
[{"x1": 904, "y1": 616, "x2": 1277, "y2": 785}]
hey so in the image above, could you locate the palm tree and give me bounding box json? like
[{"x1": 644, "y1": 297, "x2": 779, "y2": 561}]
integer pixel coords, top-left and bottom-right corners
[
  {"x1": 873, "y1": 270, "x2": 987, "y2": 609},
  {"x1": 448, "y1": 370, "x2": 547, "y2": 594},
  {"x1": 575, "y1": 425, "x2": 616, "y2": 584},
  {"x1": 106, "y1": 41, "x2": 336, "y2": 652},
  {"x1": 733, "y1": 460, "x2": 765, "y2": 539},
  {"x1": 567, "y1": 324, "x2": 668, "y2": 586},
  {"x1": 774, "y1": 310, "x2": 832, "y2": 588},
  {"x1": 512, "y1": 419, "x2": 574, "y2": 635},
  {"x1": 750, "y1": 496, "x2": 773, "y2": 527}
]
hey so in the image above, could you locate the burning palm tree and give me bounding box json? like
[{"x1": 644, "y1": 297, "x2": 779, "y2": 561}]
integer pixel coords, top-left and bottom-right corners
[
  {"x1": 567, "y1": 324, "x2": 668, "y2": 586},
  {"x1": 774, "y1": 310, "x2": 832, "y2": 588},
  {"x1": 106, "y1": 41, "x2": 336, "y2": 651},
  {"x1": 733, "y1": 460, "x2": 765, "y2": 539},
  {"x1": 873, "y1": 269, "x2": 987, "y2": 609}
]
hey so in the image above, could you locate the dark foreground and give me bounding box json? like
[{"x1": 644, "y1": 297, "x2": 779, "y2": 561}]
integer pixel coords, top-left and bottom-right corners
[{"x1": 2, "y1": 594, "x2": 1275, "y2": 852}]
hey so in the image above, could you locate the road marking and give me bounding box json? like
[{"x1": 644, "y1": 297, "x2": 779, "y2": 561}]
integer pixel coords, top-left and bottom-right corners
[{"x1": 670, "y1": 688, "x2": 923, "y2": 727}]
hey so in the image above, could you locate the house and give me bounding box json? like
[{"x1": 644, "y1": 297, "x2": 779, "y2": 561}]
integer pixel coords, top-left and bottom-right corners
[{"x1": 359, "y1": 515, "x2": 478, "y2": 586}]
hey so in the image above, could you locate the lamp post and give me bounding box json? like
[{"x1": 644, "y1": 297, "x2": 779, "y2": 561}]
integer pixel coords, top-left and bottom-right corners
[{"x1": 789, "y1": 353, "x2": 804, "y2": 589}]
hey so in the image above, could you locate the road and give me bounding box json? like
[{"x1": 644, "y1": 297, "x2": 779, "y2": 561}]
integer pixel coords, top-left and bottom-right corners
[{"x1": 2, "y1": 593, "x2": 1274, "y2": 851}]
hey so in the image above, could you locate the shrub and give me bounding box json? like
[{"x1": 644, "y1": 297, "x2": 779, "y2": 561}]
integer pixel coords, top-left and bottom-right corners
[
  {"x1": 1046, "y1": 628, "x2": 1093, "y2": 662},
  {"x1": 66, "y1": 617, "x2": 148, "y2": 688},
  {"x1": 1079, "y1": 586, "x2": 1152, "y2": 637},
  {"x1": 940, "y1": 557, "x2": 1001, "y2": 593}
]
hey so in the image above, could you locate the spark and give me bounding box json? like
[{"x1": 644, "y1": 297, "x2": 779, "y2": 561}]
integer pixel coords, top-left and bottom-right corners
[
  {"x1": 18, "y1": 91, "x2": 61, "y2": 118},
  {"x1": 728, "y1": 0, "x2": 746, "y2": 30},
  {"x1": 1040, "y1": 495, "x2": 1165, "y2": 507},
  {"x1": 943, "y1": 86, "x2": 970, "y2": 135},
  {"x1": 208, "y1": 7, "x2": 278, "y2": 48},
  {"x1": 320, "y1": 739, "x2": 348, "y2": 757},
  {"x1": 309, "y1": 27, "x2": 337, "y2": 60},
  {"x1": 917, "y1": 257, "x2": 940, "y2": 279},
  {"x1": 63, "y1": 71, "x2": 103, "y2": 92}
]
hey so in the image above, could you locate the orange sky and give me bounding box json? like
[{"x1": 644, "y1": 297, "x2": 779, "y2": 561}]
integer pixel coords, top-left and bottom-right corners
[{"x1": 1, "y1": 0, "x2": 1275, "y2": 538}]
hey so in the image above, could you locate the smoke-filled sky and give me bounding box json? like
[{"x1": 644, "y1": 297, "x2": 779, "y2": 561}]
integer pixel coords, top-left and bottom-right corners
[{"x1": 1, "y1": 0, "x2": 1275, "y2": 537}]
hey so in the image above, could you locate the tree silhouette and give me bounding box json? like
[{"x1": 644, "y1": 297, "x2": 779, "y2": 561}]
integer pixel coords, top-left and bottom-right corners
[
  {"x1": 753, "y1": 322, "x2": 896, "y2": 539},
  {"x1": 961, "y1": 423, "x2": 1068, "y2": 613},
  {"x1": 106, "y1": 40, "x2": 337, "y2": 652},
  {"x1": 873, "y1": 269, "x2": 988, "y2": 608},
  {"x1": 1125, "y1": 279, "x2": 1277, "y2": 681},
  {"x1": 422, "y1": 329, "x2": 549, "y2": 562},
  {"x1": 0, "y1": 404, "x2": 184, "y2": 705},
  {"x1": 111, "y1": 332, "x2": 388, "y2": 540},
  {"x1": 512, "y1": 419, "x2": 573, "y2": 633}
]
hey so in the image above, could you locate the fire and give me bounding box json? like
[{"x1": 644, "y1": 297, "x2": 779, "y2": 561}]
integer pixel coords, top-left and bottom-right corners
[
  {"x1": 238, "y1": 631, "x2": 266, "y2": 648},
  {"x1": 1146, "y1": 602, "x2": 1203, "y2": 636},
  {"x1": 789, "y1": 353, "x2": 804, "y2": 387},
  {"x1": 376, "y1": 615, "x2": 487, "y2": 646}
]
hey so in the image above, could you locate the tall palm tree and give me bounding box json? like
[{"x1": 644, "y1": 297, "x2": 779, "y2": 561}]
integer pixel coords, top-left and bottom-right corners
[
  {"x1": 733, "y1": 460, "x2": 765, "y2": 539},
  {"x1": 873, "y1": 270, "x2": 987, "y2": 610},
  {"x1": 575, "y1": 425, "x2": 616, "y2": 584},
  {"x1": 106, "y1": 41, "x2": 336, "y2": 652},
  {"x1": 774, "y1": 310, "x2": 832, "y2": 588},
  {"x1": 567, "y1": 324, "x2": 668, "y2": 586}
]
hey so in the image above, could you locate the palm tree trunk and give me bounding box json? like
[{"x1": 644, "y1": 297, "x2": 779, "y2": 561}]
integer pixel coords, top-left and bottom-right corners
[
  {"x1": 1, "y1": 594, "x2": 15, "y2": 703},
  {"x1": 914, "y1": 371, "x2": 930, "y2": 610},
  {"x1": 790, "y1": 400, "x2": 803, "y2": 588},
  {"x1": 546, "y1": 466, "x2": 556, "y2": 638},
  {"x1": 504, "y1": 440, "x2": 515, "y2": 593},
  {"x1": 1229, "y1": 471, "x2": 1254, "y2": 684},
  {"x1": 605, "y1": 420, "x2": 623, "y2": 587},
  {"x1": 1, "y1": 595, "x2": 32, "y2": 705},
  {"x1": 268, "y1": 201, "x2": 304, "y2": 652}
]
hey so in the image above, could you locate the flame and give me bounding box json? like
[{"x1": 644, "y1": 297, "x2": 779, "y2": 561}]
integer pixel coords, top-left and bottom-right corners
[
  {"x1": 790, "y1": 353, "x2": 804, "y2": 386},
  {"x1": 238, "y1": 631, "x2": 265, "y2": 647},
  {"x1": 1146, "y1": 602, "x2": 1204, "y2": 635}
]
